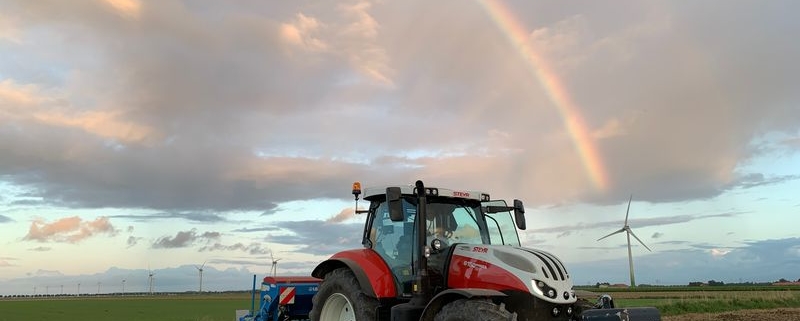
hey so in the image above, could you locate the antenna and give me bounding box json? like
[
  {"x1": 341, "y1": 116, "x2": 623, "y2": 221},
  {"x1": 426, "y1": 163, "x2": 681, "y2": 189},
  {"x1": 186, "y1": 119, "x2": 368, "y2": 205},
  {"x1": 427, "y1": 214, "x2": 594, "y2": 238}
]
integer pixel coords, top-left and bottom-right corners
[
  {"x1": 597, "y1": 194, "x2": 652, "y2": 287},
  {"x1": 270, "y1": 252, "x2": 282, "y2": 277},
  {"x1": 194, "y1": 260, "x2": 207, "y2": 293}
]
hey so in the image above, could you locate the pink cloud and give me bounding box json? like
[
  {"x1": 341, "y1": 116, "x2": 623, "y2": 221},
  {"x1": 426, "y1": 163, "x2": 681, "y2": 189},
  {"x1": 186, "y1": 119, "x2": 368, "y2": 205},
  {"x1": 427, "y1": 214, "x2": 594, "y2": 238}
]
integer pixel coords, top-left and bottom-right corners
[
  {"x1": 24, "y1": 216, "x2": 117, "y2": 243},
  {"x1": 326, "y1": 207, "x2": 356, "y2": 223}
]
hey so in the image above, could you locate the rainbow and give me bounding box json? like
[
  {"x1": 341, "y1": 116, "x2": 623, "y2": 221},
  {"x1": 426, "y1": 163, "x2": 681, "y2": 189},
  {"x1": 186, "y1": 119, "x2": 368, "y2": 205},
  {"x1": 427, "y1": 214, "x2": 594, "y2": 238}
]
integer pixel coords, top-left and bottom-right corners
[{"x1": 477, "y1": 0, "x2": 610, "y2": 191}]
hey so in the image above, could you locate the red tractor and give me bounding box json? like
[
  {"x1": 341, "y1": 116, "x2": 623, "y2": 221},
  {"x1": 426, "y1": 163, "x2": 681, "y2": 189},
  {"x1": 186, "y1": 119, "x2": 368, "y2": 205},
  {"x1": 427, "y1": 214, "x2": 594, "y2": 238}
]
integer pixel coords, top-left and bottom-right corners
[{"x1": 309, "y1": 180, "x2": 660, "y2": 321}]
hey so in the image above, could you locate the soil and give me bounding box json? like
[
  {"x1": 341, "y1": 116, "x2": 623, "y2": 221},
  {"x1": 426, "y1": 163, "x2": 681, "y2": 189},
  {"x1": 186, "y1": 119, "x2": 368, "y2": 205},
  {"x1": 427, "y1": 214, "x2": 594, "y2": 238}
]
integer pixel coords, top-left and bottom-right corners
[{"x1": 662, "y1": 308, "x2": 800, "y2": 321}]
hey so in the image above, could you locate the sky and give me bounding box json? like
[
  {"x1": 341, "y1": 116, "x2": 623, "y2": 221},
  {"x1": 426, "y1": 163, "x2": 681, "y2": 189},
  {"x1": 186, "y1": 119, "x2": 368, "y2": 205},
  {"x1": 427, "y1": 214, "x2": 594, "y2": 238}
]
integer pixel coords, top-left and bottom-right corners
[{"x1": 1, "y1": 0, "x2": 799, "y2": 296}]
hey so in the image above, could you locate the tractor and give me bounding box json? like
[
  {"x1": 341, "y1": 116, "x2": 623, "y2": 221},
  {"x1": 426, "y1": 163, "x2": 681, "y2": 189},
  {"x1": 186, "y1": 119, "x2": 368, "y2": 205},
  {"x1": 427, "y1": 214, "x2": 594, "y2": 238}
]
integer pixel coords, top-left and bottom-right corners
[{"x1": 309, "y1": 180, "x2": 661, "y2": 321}]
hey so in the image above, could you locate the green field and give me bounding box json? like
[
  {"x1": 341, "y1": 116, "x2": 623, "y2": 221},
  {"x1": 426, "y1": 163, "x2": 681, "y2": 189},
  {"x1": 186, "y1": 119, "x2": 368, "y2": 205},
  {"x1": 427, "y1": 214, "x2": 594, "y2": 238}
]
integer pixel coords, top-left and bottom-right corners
[
  {"x1": 576, "y1": 286, "x2": 800, "y2": 316},
  {"x1": 3, "y1": 287, "x2": 800, "y2": 320},
  {"x1": 0, "y1": 293, "x2": 254, "y2": 321}
]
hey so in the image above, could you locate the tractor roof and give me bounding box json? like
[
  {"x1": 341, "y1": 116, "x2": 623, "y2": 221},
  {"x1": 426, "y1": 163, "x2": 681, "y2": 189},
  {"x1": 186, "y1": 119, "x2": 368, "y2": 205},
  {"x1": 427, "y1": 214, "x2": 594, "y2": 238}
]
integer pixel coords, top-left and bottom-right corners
[{"x1": 362, "y1": 184, "x2": 490, "y2": 201}]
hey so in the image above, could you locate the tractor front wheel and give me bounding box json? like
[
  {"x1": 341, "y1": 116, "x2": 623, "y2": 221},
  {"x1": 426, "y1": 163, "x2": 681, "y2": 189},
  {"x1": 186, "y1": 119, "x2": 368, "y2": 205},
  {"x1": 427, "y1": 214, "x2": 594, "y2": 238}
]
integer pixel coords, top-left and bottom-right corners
[
  {"x1": 310, "y1": 268, "x2": 378, "y2": 321},
  {"x1": 434, "y1": 299, "x2": 517, "y2": 321}
]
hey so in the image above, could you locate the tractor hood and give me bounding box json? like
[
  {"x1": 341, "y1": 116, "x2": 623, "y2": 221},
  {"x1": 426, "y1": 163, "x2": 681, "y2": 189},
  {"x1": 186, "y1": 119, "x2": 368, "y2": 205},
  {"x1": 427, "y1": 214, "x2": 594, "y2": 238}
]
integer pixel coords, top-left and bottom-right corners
[{"x1": 447, "y1": 244, "x2": 577, "y2": 304}]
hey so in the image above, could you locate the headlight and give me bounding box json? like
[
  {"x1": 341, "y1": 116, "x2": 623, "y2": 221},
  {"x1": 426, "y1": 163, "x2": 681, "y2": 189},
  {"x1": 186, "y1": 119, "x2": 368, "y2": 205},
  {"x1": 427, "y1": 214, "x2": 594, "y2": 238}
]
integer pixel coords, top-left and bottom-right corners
[{"x1": 532, "y1": 279, "x2": 558, "y2": 299}]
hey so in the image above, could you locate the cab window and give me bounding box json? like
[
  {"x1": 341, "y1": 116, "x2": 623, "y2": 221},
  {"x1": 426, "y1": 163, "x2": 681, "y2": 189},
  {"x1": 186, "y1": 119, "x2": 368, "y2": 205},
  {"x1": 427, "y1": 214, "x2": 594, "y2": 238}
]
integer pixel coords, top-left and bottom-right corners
[{"x1": 483, "y1": 200, "x2": 522, "y2": 246}]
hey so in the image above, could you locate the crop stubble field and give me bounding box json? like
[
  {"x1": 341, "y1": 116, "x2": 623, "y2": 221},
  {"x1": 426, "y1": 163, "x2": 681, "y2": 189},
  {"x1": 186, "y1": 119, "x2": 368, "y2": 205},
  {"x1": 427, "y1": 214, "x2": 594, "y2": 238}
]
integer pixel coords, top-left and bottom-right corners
[{"x1": 2, "y1": 288, "x2": 799, "y2": 321}]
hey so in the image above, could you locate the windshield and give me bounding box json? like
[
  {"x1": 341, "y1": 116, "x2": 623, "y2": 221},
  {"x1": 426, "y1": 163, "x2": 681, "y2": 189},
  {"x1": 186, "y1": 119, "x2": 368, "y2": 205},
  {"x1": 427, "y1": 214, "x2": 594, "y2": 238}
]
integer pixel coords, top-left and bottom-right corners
[
  {"x1": 483, "y1": 200, "x2": 522, "y2": 246},
  {"x1": 425, "y1": 200, "x2": 485, "y2": 245}
]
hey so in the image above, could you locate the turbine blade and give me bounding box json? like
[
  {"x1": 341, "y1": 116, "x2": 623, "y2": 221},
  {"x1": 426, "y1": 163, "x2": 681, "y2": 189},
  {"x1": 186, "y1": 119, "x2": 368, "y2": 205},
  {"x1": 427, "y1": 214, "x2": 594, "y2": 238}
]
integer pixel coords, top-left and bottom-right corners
[
  {"x1": 628, "y1": 229, "x2": 652, "y2": 252},
  {"x1": 597, "y1": 228, "x2": 626, "y2": 241},
  {"x1": 624, "y1": 194, "x2": 632, "y2": 226}
]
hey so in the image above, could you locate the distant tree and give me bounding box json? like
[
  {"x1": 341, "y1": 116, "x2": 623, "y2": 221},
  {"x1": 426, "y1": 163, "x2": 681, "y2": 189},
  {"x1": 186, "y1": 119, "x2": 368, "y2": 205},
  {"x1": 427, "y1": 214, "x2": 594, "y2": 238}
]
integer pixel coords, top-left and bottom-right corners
[
  {"x1": 689, "y1": 282, "x2": 704, "y2": 286},
  {"x1": 778, "y1": 278, "x2": 790, "y2": 283},
  {"x1": 708, "y1": 280, "x2": 724, "y2": 286}
]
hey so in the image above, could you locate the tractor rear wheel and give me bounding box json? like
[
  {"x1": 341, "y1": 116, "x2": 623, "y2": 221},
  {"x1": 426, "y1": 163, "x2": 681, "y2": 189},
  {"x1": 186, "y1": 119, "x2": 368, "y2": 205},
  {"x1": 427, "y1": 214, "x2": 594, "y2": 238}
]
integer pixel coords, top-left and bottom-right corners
[
  {"x1": 434, "y1": 299, "x2": 517, "y2": 321},
  {"x1": 310, "y1": 267, "x2": 378, "y2": 321}
]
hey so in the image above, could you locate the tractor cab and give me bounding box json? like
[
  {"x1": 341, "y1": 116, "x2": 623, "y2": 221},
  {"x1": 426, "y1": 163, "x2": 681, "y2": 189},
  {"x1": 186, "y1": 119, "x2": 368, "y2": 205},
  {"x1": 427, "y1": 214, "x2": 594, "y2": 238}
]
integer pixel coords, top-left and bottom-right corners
[{"x1": 360, "y1": 184, "x2": 525, "y2": 298}]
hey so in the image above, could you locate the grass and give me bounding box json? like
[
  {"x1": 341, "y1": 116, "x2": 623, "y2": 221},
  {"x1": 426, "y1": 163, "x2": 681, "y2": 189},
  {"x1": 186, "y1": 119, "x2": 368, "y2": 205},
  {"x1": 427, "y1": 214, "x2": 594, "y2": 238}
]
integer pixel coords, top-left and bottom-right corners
[
  {"x1": 0, "y1": 293, "x2": 254, "y2": 321},
  {"x1": 607, "y1": 290, "x2": 800, "y2": 316},
  {"x1": 5, "y1": 288, "x2": 800, "y2": 319}
]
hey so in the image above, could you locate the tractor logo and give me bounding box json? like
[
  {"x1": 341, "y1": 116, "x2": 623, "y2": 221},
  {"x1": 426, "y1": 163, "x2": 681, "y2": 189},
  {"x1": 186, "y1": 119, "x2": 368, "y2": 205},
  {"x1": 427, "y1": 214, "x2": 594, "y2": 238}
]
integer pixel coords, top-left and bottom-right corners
[
  {"x1": 453, "y1": 191, "x2": 470, "y2": 198},
  {"x1": 463, "y1": 260, "x2": 488, "y2": 270},
  {"x1": 472, "y1": 246, "x2": 488, "y2": 253}
]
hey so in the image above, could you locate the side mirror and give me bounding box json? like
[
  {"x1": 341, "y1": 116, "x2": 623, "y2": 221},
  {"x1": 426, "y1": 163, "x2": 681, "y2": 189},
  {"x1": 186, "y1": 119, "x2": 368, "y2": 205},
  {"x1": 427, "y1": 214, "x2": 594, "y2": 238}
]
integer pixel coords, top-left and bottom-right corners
[
  {"x1": 386, "y1": 187, "x2": 404, "y2": 222},
  {"x1": 513, "y1": 199, "x2": 526, "y2": 230}
]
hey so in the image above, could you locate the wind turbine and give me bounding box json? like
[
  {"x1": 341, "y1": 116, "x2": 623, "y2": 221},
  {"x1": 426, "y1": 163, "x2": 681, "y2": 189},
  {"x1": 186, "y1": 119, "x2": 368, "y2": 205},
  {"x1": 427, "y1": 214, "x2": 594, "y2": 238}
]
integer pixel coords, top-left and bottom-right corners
[
  {"x1": 270, "y1": 252, "x2": 282, "y2": 277},
  {"x1": 597, "y1": 195, "x2": 652, "y2": 287},
  {"x1": 195, "y1": 261, "x2": 207, "y2": 293},
  {"x1": 147, "y1": 267, "x2": 155, "y2": 295}
]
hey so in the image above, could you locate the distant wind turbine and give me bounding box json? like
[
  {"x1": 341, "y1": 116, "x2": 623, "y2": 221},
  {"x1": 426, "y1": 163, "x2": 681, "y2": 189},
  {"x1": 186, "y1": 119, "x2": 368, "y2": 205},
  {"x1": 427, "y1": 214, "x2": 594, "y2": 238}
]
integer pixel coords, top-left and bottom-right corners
[
  {"x1": 147, "y1": 267, "x2": 155, "y2": 295},
  {"x1": 195, "y1": 261, "x2": 207, "y2": 293},
  {"x1": 270, "y1": 252, "x2": 282, "y2": 277},
  {"x1": 597, "y1": 195, "x2": 652, "y2": 287}
]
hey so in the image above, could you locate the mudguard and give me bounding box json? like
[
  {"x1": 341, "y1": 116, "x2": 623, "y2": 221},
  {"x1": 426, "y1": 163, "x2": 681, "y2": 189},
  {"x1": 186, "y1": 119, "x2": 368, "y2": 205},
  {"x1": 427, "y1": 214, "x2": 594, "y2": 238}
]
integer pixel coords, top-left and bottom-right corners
[{"x1": 311, "y1": 249, "x2": 396, "y2": 298}]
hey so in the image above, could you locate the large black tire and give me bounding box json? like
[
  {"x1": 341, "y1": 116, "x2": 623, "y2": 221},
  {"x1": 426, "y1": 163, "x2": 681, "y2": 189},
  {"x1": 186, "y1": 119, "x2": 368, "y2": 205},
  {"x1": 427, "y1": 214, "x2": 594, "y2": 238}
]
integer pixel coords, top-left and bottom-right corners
[
  {"x1": 434, "y1": 299, "x2": 517, "y2": 321},
  {"x1": 310, "y1": 268, "x2": 379, "y2": 321}
]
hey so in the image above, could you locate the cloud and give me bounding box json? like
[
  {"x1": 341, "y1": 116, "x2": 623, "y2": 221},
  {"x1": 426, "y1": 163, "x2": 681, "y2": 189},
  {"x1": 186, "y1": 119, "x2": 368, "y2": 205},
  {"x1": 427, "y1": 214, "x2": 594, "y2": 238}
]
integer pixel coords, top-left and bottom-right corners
[
  {"x1": 111, "y1": 213, "x2": 227, "y2": 223},
  {"x1": 152, "y1": 229, "x2": 221, "y2": 249},
  {"x1": 29, "y1": 246, "x2": 51, "y2": 252},
  {"x1": 326, "y1": 207, "x2": 355, "y2": 223},
  {"x1": 728, "y1": 173, "x2": 800, "y2": 190},
  {"x1": 652, "y1": 232, "x2": 664, "y2": 239},
  {"x1": 100, "y1": 0, "x2": 142, "y2": 19},
  {"x1": 0, "y1": 215, "x2": 12, "y2": 223},
  {"x1": 710, "y1": 248, "x2": 732, "y2": 257},
  {"x1": 0, "y1": 0, "x2": 798, "y2": 218},
  {"x1": 529, "y1": 212, "x2": 744, "y2": 234},
  {"x1": 231, "y1": 226, "x2": 281, "y2": 233},
  {"x1": 0, "y1": 257, "x2": 16, "y2": 267},
  {"x1": 126, "y1": 236, "x2": 141, "y2": 248},
  {"x1": 33, "y1": 269, "x2": 63, "y2": 277},
  {"x1": 199, "y1": 242, "x2": 271, "y2": 255},
  {"x1": 23, "y1": 216, "x2": 117, "y2": 243},
  {"x1": 265, "y1": 220, "x2": 364, "y2": 256},
  {"x1": 280, "y1": 13, "x2": 328, "y2": 51}
]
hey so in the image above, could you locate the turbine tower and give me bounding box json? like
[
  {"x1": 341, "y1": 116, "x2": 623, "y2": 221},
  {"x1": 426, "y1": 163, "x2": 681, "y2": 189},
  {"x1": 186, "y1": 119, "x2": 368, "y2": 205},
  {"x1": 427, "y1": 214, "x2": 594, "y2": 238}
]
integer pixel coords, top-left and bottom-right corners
[
  {"x1": 195, "y1": 261, "x2": 207, "y2": 293},
  {"x1": 270, "y1": 252, "x2": 282, "y2": 277},
  {"x1": 597, "y1": 195, "x2": 652, "y2": 287},
  {"x1": 147, "y1": 268, "x2": 155, "y2": 295}
]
